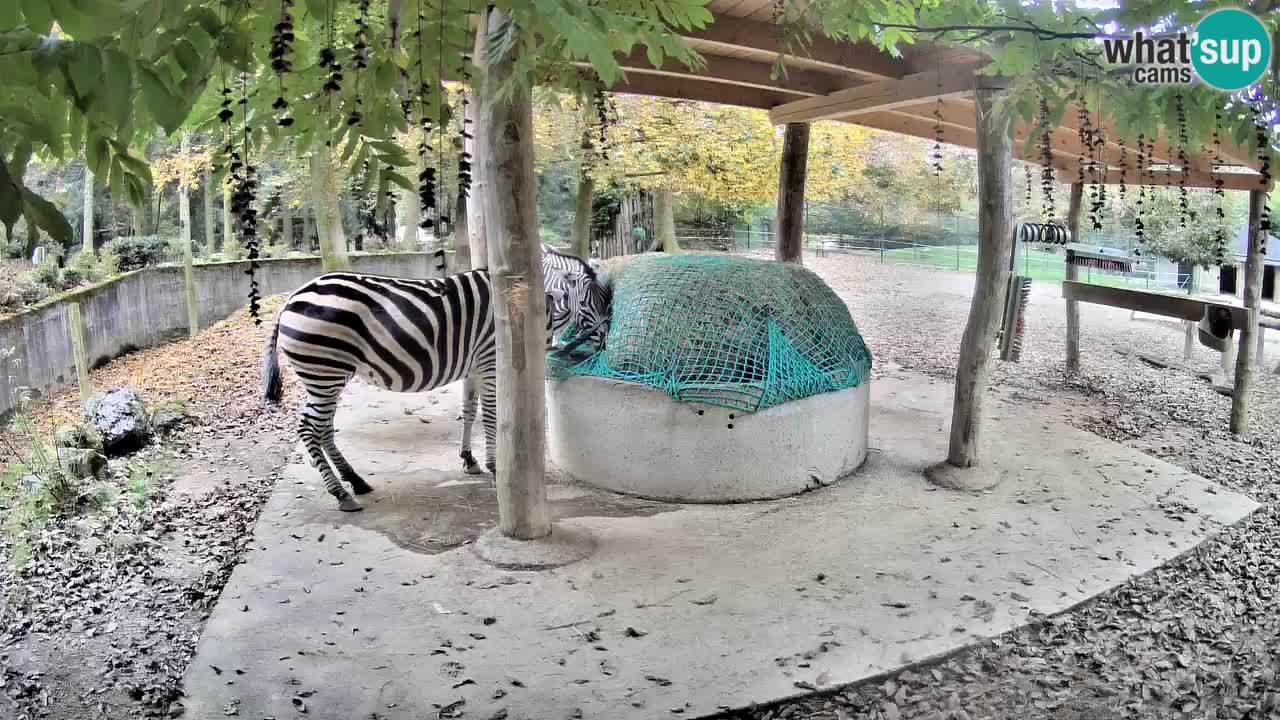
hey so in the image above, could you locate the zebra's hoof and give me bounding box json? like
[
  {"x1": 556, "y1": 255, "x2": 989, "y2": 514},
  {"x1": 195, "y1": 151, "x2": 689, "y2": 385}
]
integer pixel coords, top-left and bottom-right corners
[
  {"x1": 485, "y1": 463, "x2": 497, "y2": 476},
  {"x1": 350, "y1": 479, "x2": 374, "y2": 495},
  {"x1": 338, "y1": 497, "x2": 363, "y2": 512},
  {"x1": 464, "y1": 462, "x2": 485, "y2": 476}
]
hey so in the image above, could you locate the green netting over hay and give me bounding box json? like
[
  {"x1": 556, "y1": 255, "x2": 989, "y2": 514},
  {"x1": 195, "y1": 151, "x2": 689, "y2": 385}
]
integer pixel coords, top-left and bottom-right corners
[{"x1": 547, "y1": 254, "x2": 873, "y2": 413}]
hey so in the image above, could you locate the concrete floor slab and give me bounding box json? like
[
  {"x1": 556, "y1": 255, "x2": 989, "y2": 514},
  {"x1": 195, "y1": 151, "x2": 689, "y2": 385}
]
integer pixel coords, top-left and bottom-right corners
[{"x1": 183, "y1": 373, "x2": 1257, "y2": 720}]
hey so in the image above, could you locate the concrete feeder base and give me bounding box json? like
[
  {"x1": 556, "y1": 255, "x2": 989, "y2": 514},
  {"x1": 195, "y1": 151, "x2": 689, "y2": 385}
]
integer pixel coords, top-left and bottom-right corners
[{"x1": 546, "y1": 377, "x2": 870, "y2": 503}]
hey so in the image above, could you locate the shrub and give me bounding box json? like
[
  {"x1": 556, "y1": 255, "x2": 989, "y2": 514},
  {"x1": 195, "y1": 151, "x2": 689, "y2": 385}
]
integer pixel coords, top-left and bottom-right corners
[
  {"x1": 223, "y1": 237, "x2": 245, "y2": 261},
  {"x1": 107, "y1": 236, "x2": 170, "y2": 271}
]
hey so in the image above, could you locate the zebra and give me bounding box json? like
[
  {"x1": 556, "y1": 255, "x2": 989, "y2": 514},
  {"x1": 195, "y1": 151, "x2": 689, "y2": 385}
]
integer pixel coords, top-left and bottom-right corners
[
  {"x1": 260, "y1": 265, "x2": 602, "y2": 512},
  {"x1": 455, "y1": 246, "x2": 613, "y2": 473}
]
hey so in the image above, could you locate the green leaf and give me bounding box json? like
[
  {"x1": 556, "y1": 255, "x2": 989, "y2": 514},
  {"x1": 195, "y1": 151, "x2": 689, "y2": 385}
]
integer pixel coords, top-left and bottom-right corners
[
  {"x1": 0, "y1": 158, "x2": 23, "y2": 238},
  {"x1": 173, "y1": 39, "x2": 201, "y2": 75},
  {"x1": 68, "y1": 43, "x2": 102, "y2": 97},
  {"x1": 21, "y1": 0, "x2": 54, "y2": 34},
  {"x1": 385, "y1": 171, "x2": 414, "y2": 192},
  {"x1": 103, "y1": 50, "x2": 135, "y2": 128},
  {"x1": 138, "y1": 66, "x2": 183, "y2": 132},
  {"x1": 21, "y1": 187, "x2": 72, "y2": 246}
]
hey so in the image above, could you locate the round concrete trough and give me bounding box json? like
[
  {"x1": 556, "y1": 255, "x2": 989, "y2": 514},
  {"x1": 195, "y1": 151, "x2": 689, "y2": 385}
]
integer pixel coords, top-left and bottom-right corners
[{"x1": 546, "y1": 377, "x2": 870, "y2": 503}]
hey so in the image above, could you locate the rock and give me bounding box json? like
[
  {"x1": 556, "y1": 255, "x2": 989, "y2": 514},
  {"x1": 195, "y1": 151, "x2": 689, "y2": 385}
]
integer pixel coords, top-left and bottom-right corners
[
  {"x1": 150, "y1": 399, "x2": 189, "y2": 434},
  {"x1": 53, "y1": 422, "x2": 104, "y2": 452},
  {"x1": 85, "y1": 388, "x2": 151, "y2": 455},
  {"x1": 17, "y1": 474, "x2": 42, "y2": 494},
  {"x1": 55, "y1": 447, "x2": 109, "y2": 481}
]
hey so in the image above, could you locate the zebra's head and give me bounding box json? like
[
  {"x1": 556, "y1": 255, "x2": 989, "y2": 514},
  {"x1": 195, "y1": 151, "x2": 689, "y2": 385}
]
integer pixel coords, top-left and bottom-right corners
[{"x1": 543, "y1": 268, "x2": 611, "y2": 354}]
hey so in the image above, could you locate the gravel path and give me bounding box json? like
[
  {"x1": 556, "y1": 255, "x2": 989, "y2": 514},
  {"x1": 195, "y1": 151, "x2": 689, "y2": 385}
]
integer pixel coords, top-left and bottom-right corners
[{"x1": 742, "y1": 253, "x2": 1280, "y2": 720}]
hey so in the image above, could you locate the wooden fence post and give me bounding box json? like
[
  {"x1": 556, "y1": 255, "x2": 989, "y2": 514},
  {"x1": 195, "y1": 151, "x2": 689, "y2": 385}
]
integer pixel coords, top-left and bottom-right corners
[
  {"x1": 67, "y1": 302, "x2": 90, "y2": 406},
  {"x1": 1064, "y1": 182, "x2": 1083, "y2": 372},
  {"x1": 945, "y1": 74, "x2": 1013, "y2": 469},
  {"x1": 1230, "y1": 188, "x2": 1267, "y2": 433},
  {"x1": 775, "y1": 122, "x2": 810, "y2": 263}
]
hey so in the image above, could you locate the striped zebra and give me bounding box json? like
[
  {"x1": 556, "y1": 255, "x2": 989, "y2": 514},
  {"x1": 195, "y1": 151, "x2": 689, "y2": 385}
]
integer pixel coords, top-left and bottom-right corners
[
  {"x1": 261, "y1": 265, "x2": 604, "y2": 512},
  {"x1": 455, "y1": 246, "x2": 613, "y2": 473}
]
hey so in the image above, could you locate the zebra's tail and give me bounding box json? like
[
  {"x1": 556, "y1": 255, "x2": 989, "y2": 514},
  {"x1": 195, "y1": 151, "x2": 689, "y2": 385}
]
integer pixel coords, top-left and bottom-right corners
[{"x1": 261, "y1": 318, "x2": 284, "y2": 405}]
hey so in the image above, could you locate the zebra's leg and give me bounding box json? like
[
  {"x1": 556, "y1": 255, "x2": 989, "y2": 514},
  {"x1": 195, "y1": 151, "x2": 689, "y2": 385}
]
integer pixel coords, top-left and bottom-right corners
[
  {"x1": 299, "y1": 394, "x2": 362, "y2": 512},
  {"x1": 459, "y1": 375, "x2": 484, "y2": 475},
  {"x1": 323, "y1": 429, "x2": 374, "y2": 495},
  {"x1": 480, "y1": 373, "x2": 497, "y2": 476}
]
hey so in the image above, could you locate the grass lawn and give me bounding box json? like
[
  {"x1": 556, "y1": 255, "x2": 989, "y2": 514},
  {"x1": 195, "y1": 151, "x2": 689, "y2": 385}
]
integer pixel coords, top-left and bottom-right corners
[{"x1": 873, "y1": 244, "x2": 1142, "y2": 288}]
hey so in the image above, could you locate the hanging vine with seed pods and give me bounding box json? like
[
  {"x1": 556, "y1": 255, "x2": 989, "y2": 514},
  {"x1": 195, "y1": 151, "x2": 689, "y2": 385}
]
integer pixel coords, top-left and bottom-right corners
[
  {"x1": 1134, "y1": 129, "x2": 1146, "y2": 249},
  {"x1": 1175, "y1": 93, "x2": 1190, "y2": 230},
  {"x1": 931, "y1": 55, "x2": 943, "y2": 177},
  {"x1": 1091, "y1": 82, "x2": 1106, "y2": 229},
  {"x1": 1255, "y1": 98, "x2": 1273, "y2": 251},
  {"x1": 1075, "y1": 81, "x2": 1103, "y2": 232},
  {"x1": 270, "y1": 0, "x2": 296, "y2": 128},
  {"x1": 415, "y1": 5, "x2": 436, "y2": 233},
  {"x1": 455, "y1": 3, "x2": 474, "y2": 203},
  {"x1": 230, "y1": 65, "x2": 262, "y2": 324},
  {"x1": 433, "y1": 0, "x2": 451, "y2": 239},
  {"x1": 1037, "y1": 82, "x2": 1055, "y2": 221},
  {"x1": 1212, "y1": 107, "x2": 1227, "y2": 266}
]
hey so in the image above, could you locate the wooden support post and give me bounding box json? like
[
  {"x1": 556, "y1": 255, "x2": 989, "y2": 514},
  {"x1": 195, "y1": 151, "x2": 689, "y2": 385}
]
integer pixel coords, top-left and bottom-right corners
[
  {"x1": 1230, "y1": 189, "x2": 1267, "y2": 434},
  {"x1": 571, "y1": 168, "x2": 594, "y2": 258},
  {"x1": 480, "y1": 7, "x2": 550, "y2": 541},
  {"x1": 67, "y1": 302, "x2": 90, "y2": 407},
  {"x1": 946, "y1": 76, "x2": 1013, "y2": 468},
  {"x1": 775, "y1": 122, "x2": 810, "y2": 263},
  {"x1": 1064, "y1": 182, "x2": 1083, "y2": 372},
  {"x1": 179, "y1": 134, "x2": 198, "y2": 338}
]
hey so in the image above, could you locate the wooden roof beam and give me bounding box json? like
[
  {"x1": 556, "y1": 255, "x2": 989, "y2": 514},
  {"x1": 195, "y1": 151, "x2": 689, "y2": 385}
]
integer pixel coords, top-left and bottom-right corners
[
  {"x1": 606, "y1": 72, "x2": 793, "y2": 110},
  {"x1": 841, "y1": 111, "x2": 1079, "y2": 168},
  {"x1": 768, "y1": 63, "x2": 984, "y2": 125},
  {"x1": 600, "y1": 49, "x2": 840, "y2": 98},
  {"x1": 1054, "y1": 167, "x2": 1271, "y2": 191},
  {"x1": 682, "y1": 14, "x2": 904, "y2": 81}
]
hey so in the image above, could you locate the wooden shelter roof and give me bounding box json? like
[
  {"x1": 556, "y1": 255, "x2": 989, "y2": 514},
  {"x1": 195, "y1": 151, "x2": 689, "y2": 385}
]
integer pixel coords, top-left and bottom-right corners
[{"x1": 598, "y1": 2, "x2": 1271, "y2": 191}]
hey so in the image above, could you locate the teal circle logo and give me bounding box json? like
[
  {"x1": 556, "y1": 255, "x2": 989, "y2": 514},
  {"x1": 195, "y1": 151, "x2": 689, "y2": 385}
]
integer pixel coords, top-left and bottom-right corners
[{"x1": 1191, "y1": 9, "x2": 1272, "y2": 91}]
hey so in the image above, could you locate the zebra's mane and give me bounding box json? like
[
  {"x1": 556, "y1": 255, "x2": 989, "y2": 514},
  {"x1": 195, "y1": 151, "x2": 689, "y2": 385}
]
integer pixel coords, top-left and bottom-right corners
[{"x1": 542, "y1": 244, "x2": 601, "y2": 284}]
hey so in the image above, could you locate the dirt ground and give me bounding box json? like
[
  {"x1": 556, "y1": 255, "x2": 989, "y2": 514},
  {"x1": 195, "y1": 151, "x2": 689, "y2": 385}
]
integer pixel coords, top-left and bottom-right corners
[
  {"x1": 736, "y1": 252, "x2": 1280, "y2": 720},
  {"x1": 2, "y1": 253, "x2": 1278, "y2": 720}
]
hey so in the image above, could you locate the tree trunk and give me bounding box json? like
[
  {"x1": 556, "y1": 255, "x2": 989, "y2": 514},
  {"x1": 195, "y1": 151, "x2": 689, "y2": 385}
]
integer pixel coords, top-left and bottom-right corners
[
  {"x1": 480, "y1": 7, "x2": 550, "y2": 541},
  {"x1": 775, "y1": 122, "x2": 809, "y2": 263},
  {"x1": 203, "y1": 165, "x2": 215, "y2": 255},
  {"x1": 467, "y1": 14, "x2": 489, "y2": 270},
  {"x1": 400, "y1": 181, "x2": 420, "y2": 248},
  {"x1": 302, "y1": 208, "x2": 314, "y2": 252},
  {"x1": 1064, "y1": 182, "x2": 1083, "y2": 372},
  {"x1": 570, "y1": 168, "x2": 594, "y2": 258},
  {"x1": 454, "y1": 187, "x2": 471, "y2": 271},
  {"x1": 82, "y1": 164, "x2": 95, "y2": 252},
  {"x1": 1230, "y1": 189, "x2": 1267, "y2": 433},
  {"x1": 179, "y1": 134, "x2": 198, "y2": 338},
  {"x1": 282, "y1": 202, "x2": 294, "y2": 250},
  {"x1": 652, "y1": 185, "x2": 678, "y2": 253},
  {"x1": 947, "y1": 76, "x2": 1013, "y2": 468},
  {"x1": 222, "y1": 182, "x2": 232, "y2": 254},
  {"x1": 310, "y1": 150, "x2": 350, "y2": 272}
]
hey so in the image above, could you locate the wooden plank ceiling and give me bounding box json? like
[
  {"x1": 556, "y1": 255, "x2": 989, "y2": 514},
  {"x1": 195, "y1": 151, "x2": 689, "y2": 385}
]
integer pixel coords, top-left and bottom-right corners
[{"x1": 595, "y1": 3, "x2": 1269, "y2": 191}]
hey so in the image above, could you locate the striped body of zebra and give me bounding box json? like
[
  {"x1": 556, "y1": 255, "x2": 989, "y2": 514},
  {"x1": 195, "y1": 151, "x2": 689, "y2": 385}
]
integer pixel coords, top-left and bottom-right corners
[
  {"x1": 261, "y1": 267, "x2": 581, "y2": 512},
  {"x1": 456, "y1": 246, "x2": 613, "y2": 472}
]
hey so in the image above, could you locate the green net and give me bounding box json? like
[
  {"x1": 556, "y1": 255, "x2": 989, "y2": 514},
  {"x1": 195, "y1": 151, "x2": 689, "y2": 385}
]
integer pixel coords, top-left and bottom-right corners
[{"x1": 547, "y1": 254, "x2": 873, "y2": 413}]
